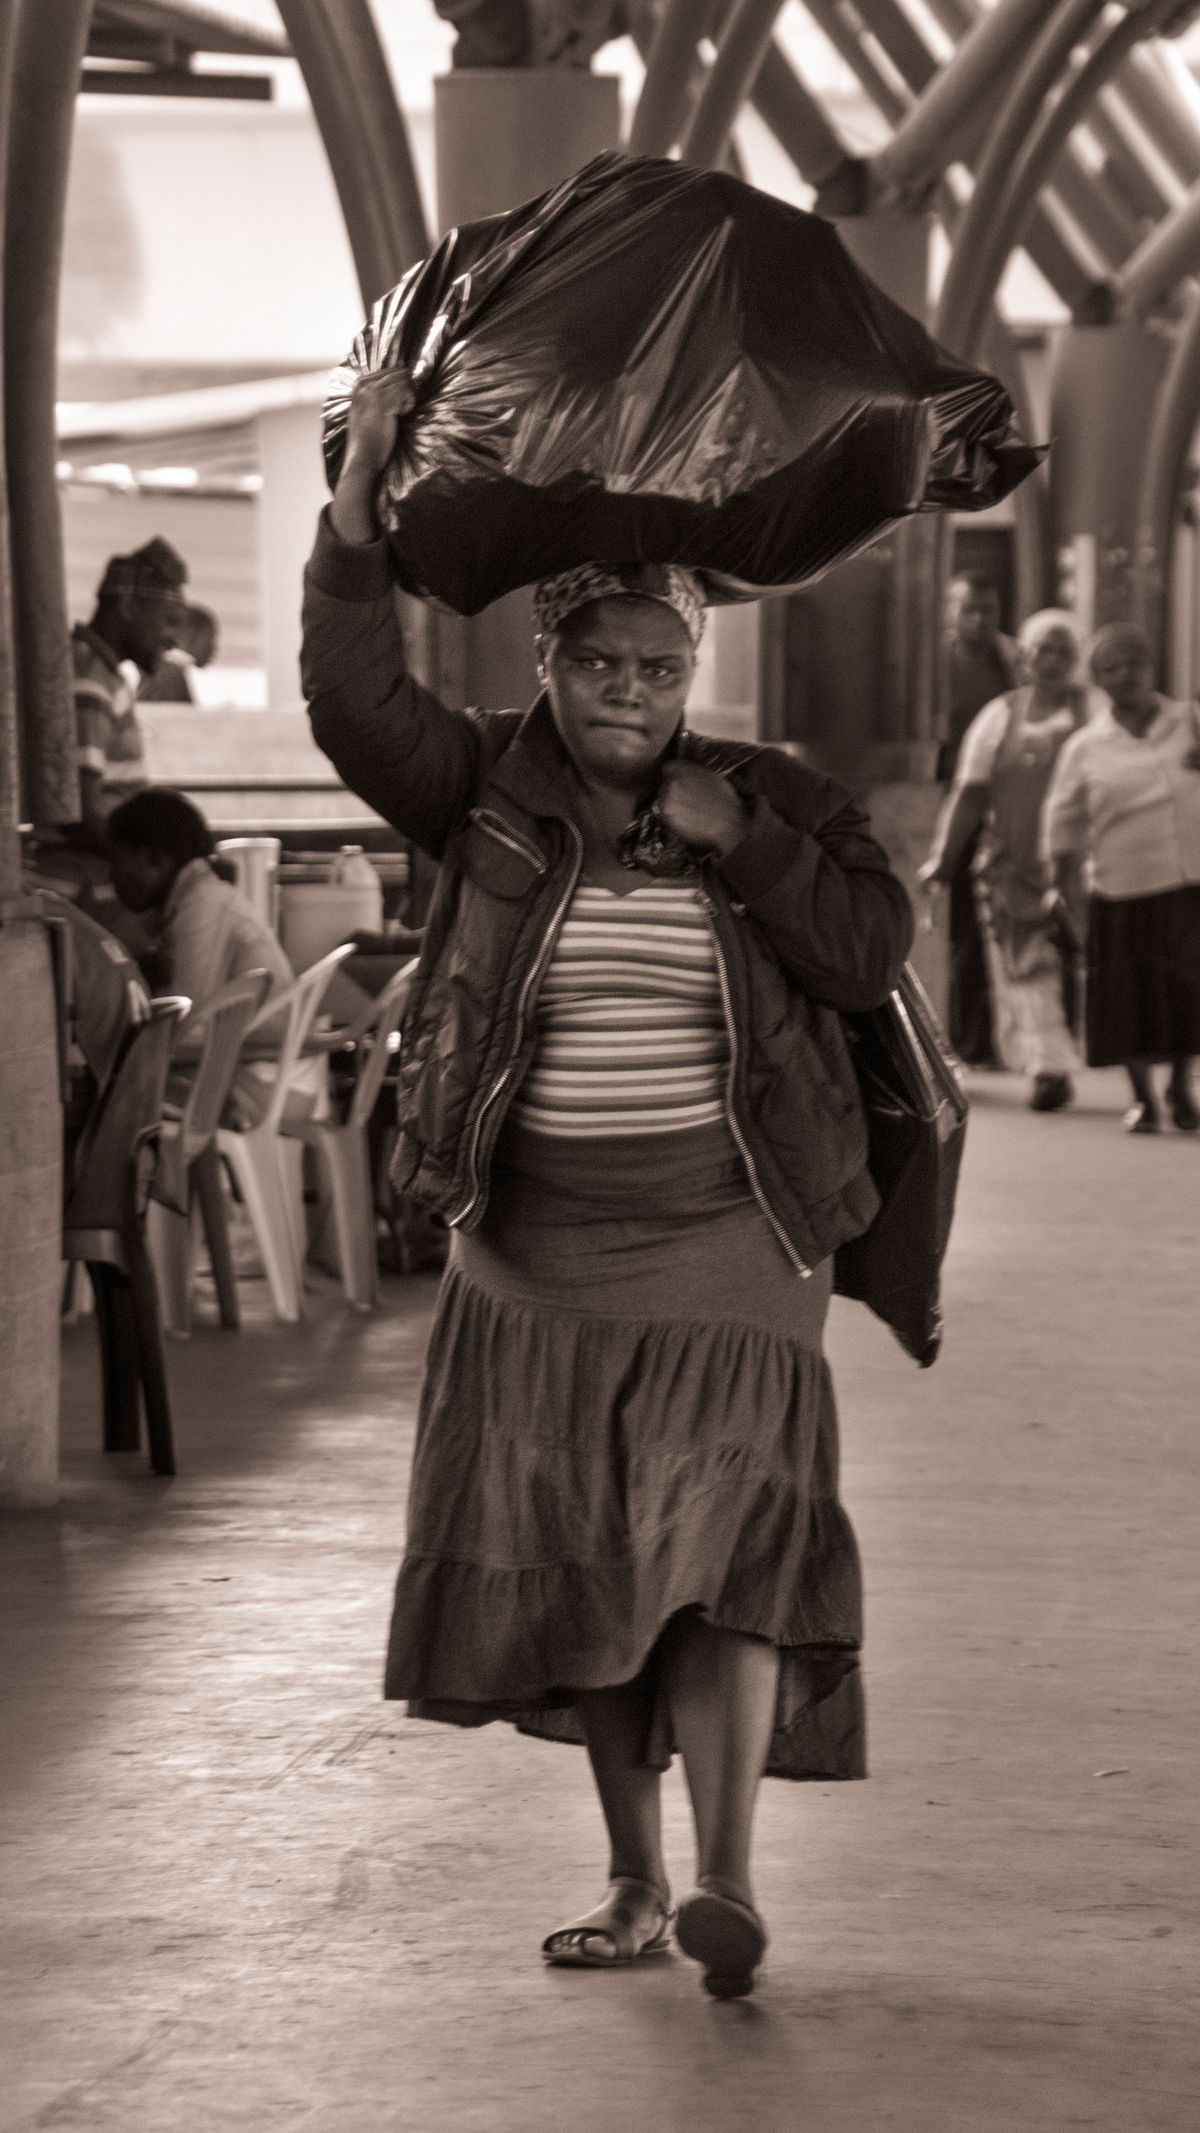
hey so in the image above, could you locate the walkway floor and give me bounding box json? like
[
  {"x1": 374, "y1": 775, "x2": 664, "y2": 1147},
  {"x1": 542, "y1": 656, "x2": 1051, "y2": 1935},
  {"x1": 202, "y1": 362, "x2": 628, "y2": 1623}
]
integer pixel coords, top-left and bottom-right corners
[{"x1": 3, "y1": 1067, "x2": 1199, "y2": 2133}]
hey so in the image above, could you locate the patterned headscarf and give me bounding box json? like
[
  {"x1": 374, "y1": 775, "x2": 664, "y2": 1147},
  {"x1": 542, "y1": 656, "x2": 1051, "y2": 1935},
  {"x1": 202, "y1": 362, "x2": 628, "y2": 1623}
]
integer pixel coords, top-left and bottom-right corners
[{"x1": 533, "y1": 561, "x2": 706, "y2": 651}]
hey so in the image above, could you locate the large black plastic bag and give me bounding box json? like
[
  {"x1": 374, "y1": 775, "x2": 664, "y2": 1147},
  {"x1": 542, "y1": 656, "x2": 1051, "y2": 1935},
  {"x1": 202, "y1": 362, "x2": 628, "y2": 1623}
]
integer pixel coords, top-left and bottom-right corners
[
  {"x1": 833, "y1": 968, "x2": 969, "y2": 1368},
  {"x1": 323, "y1": 151, "x2": 1041, "y2": 613}
]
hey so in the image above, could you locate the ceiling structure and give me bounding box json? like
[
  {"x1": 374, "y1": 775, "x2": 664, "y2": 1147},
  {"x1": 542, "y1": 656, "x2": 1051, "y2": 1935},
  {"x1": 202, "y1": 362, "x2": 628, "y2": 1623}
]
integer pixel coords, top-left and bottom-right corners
[
  {"x1": 35, "y1": 0, "x2": 1200, "y2": 765},
  {"x1": 82, "y1": 0, "x2": 288, "y2": 98}
]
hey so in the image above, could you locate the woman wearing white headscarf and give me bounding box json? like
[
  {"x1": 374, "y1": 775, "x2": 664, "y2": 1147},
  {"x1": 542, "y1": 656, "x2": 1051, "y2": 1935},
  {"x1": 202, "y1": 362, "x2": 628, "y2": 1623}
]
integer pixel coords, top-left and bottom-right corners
[{"x1": 920, "y1": 609, "x2": 1087, "y2": 1110}]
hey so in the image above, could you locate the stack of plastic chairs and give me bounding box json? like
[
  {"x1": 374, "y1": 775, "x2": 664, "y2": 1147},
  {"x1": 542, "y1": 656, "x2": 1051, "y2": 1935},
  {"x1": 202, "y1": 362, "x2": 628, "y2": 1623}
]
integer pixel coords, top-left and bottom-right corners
[
  {"x1": 216, "y1": 942, "x2": 355, "y2": 1323},
  {"x1": 62, "y1": 996, "x2": 190, "y2": 1477},
  {"x1": 146, "y1": 968, "x2": 272, "y2": 1338},
  {"x1": 301, "y1": 958, "x2": 417, "y2": 1310}
]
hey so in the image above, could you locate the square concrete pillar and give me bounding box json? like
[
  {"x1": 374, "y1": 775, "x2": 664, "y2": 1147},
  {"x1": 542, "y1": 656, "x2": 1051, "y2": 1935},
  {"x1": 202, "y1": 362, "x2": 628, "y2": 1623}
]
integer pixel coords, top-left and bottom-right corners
[
  {"x1": 0, "y1": 918, "x2": 63, "y2": 1505},
  {"x1": 256, "y1": 399, "x2": 329, "y2": 707}
]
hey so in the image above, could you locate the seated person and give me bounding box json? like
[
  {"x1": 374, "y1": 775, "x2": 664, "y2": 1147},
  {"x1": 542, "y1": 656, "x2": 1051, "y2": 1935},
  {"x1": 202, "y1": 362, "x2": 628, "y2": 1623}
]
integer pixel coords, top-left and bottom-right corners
[
  {"x1": 106, "y1": 788, "x2": 304, "y2": 1120},
  {"x1": 107, "y1": 788, "x2": 293, "y2": 1007}
]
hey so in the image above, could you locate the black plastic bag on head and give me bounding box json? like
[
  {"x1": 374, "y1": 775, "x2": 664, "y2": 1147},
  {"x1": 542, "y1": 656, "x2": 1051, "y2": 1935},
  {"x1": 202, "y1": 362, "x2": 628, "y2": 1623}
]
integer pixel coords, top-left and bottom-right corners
[{"x1": 323, "y1": 152, "x2": 1042, "y2": 613}]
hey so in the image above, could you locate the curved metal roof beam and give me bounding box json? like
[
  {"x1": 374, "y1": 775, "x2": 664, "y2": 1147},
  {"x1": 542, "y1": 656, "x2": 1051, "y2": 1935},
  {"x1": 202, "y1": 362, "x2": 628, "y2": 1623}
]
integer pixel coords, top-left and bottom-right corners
[
  {"x1": 3, "y1": 0, "x2": 95, "y2": 827},
  {"x1": 275, "y1": 0, "x2": 429, "y2": 306},
  {"x1": 848, "y1": 0, "x2": 1147, "y2": 271},
  {"x1": 628, "y1": 0, "x2": 718, "y2": 156},
  {"x1": 0, "y1": 1, "x2": 21, "y2": 888},
  {"x1": 1133, "y1": 284, "x2": 1200, "y2": 640},
  {"x1": 872, "y1": 0, "x2": 1072, "y2": 200},
  {"x1": 841, "y1": 0, "x2": 937, "y2": 89},
  {"x1": 803, "y1": 0, "x2": 1102, "y2": 302},
  {"x1": 935, "y1": 0, "x2": 1181, "y2": 364},
  {"x1": 912, "y1": 0, "x2": 1194, "y2": 219},
  {"x1": 683, "y1": 0, "x2": 787, "y2": 167},
  {"x1": 1104, "y1": 53, "x2": 1200, "y2": 184},
  {"x1": 801, "y1": 0, "x2": 908, "y2": 123},
  {"x1": 747, "y1": 40, "x2": 854, "y2": 187},
  {"x1": 1114, "y1": 170, "x2": 1200, "y2": 310}
]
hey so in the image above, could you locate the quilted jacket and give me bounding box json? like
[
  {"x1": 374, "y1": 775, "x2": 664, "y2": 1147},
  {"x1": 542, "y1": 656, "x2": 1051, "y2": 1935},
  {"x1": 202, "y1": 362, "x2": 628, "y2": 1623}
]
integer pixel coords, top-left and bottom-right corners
[{"x1": 301, "y1": 513, "x2": 914, "y2": 1272}]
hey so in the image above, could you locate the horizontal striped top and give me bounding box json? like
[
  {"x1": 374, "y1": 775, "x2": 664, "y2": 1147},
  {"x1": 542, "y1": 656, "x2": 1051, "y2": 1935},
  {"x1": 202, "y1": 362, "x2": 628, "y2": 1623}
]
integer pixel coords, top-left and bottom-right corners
[{"x1": 508, "y1": 882, "x2": 730, "y2": 1139}]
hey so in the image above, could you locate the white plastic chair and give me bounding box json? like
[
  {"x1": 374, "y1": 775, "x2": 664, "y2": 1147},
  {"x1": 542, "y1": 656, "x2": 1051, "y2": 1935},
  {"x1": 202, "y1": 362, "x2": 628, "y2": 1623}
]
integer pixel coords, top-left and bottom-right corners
[
  {"x1": 145, "y1": 968, "x2": 273, "y2": 1337},
  {"x1": 216, "y1": 943, "x2": 356, "y2": 1323},
  {"x1": 301, "y1": 959, "x2": 417, "y2": 1311}
]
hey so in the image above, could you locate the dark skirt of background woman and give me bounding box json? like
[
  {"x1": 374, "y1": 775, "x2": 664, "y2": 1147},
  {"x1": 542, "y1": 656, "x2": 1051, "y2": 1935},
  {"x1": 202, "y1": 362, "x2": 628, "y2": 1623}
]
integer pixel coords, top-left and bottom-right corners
[
  {"x1": 383, "y1": 1120, "x2": 866, "y2": 1781},
  {"x1": 1086, "y1": 883, "x2": 1200, "y2": 1065}
]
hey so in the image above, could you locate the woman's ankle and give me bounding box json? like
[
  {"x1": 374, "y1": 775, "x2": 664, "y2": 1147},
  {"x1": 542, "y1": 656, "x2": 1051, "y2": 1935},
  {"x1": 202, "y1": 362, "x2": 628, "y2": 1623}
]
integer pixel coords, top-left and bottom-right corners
[
  {"x1": 608, "y1": 1862, "x2": 670, "y2": 1904},
  {"x1": 696, "y1": 1868, "x2": 756, "y2": 1911}
]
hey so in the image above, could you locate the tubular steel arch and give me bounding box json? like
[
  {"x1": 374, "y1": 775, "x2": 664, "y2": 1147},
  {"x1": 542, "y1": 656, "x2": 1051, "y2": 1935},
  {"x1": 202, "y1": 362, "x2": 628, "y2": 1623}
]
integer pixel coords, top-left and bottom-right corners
[
  {"x1": 628, "y1": 0, "x2": 712, "y2": 156},
  {"x1": 2, "y1": 0, "x2": 94, "y2": 828},
  {"x1": 682, "y1": 0, "x2": 786, "y2": 168},
  {"x1": 275, "y1": 0, "x2": 429, "y2": 307},
  {"x1": 933, "y1": 0, "x2": 1128, "y2": 361},
  {"x1": 1116, "y1": 171, "x2": 1200, "y2": 313},
  {"x1": 1133, "y1": 285, "x2": 1200, "y2": 644},
  {"x1": 0, "y1": 0, "x2": 21, "y2": 895}
]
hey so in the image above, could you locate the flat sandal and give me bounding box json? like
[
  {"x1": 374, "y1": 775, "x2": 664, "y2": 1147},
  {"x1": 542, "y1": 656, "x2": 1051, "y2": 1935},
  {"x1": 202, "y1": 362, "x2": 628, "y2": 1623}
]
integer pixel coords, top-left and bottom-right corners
[
  {"x1": 541, "y1": 1876, "x2": 675, "y2": 1969},
  {"x1": 675, "y1": 1882, "x2": 768, "y2": 1998}
]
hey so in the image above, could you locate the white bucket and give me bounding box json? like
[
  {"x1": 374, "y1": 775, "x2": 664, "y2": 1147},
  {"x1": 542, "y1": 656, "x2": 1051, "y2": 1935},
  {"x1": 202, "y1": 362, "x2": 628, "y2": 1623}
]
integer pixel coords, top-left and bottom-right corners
[
  {"x1": 278, "y1": 847, "x2": 383, "y2": 972},
  {"x1": 216, "y1": 836, "x2": 280, "y2": 928}
]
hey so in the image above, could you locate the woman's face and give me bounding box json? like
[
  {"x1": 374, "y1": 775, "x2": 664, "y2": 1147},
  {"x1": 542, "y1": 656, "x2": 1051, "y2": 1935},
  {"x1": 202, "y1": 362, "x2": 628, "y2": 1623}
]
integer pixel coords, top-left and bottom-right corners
[
  {"x1": 1027, "y1": 627, "x2": 1076, "y2": 690},
  {"x1": 109, "y1": 842, "x2": 175, "y2": 913},
  {"x1": 1091, "y1": 634, "x2": 1156, "y2": 716},
  {"x1": 544, "y1": 597, "x2": 694, "y2": 790}
]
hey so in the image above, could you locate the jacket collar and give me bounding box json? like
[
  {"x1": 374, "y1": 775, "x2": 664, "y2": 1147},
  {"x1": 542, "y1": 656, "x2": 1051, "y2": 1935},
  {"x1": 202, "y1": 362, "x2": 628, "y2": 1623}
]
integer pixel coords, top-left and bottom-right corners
[{"x1": 482, "y1": 694, "x2": 758, "y2": 820}]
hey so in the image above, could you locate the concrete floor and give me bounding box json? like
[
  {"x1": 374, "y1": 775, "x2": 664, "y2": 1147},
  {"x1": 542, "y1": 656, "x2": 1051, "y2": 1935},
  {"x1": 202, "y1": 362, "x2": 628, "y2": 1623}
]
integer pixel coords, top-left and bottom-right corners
[{"x1": 2, "y1": 1066, "x2": 1199, "y2": 2133}]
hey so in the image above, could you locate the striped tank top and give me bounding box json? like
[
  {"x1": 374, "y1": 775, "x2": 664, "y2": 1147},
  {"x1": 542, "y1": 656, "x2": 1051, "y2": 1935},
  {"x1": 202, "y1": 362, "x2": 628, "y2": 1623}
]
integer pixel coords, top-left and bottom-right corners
[{"x1": 507, "y1": 881, "x2": 730, "y2": 1139}]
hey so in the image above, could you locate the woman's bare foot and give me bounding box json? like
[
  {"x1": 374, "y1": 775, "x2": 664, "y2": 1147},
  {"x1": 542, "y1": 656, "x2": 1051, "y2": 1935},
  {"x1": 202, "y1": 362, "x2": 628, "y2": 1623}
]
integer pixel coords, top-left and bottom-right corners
[{"x1": 541, "y1": 1876, "x2": 674, "y2": 1967}]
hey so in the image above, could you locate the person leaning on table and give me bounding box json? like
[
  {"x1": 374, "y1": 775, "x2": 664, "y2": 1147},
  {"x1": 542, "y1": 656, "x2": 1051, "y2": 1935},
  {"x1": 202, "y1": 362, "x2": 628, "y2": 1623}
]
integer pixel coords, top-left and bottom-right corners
[
  {"x1": 1041, "y1": 621, "x2": 1200, "y2": 1135},
  {"x1": 299, "y1": 368, "x2": 913, "y2": 2000}
]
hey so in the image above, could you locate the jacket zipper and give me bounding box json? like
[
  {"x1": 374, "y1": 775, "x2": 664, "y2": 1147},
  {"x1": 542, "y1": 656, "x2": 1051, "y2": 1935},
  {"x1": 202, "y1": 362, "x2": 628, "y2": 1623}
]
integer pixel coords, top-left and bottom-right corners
[
  {"x1": 450, "y1": 822, "x2": 583, "y2": 1229},
  {"x1": 699, "y1": 886, "x2": 811, "y2": 1279},
  {"x1": 468, "y1": 808, "x2": 549, "y2": 874}
]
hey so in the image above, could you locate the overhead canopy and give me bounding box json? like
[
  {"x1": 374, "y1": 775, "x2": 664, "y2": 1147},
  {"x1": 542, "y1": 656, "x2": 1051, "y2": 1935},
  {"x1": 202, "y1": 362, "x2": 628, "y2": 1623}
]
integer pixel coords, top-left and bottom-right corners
[{"x1": 84, "y1": 0, "x2": 290, "y2": 98}]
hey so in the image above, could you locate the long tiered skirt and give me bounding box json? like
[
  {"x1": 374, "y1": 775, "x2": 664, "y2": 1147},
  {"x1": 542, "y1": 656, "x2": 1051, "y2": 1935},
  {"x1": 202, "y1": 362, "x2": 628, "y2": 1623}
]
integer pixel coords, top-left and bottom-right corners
[
  {"x1": 1086, "y1": 883, "x2": 1200, "y2": 1065},
  {"x1": 383, "y1": 1122, "x2": 866, "y2": 1780}
]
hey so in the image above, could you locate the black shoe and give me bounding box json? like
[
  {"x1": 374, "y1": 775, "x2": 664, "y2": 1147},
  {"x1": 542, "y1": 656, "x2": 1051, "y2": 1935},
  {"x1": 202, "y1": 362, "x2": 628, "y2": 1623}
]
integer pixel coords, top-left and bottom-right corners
[
  {"x1": 1169, "y1": 1090, "x2": 1200, "y2": 1133},
  {"x1": 1123, "y1": 1101, "x2": 1160, "y2": 1135},
  {"x1": 1029, "y1": 1073, "x2": 1073, "y2": 1112}
]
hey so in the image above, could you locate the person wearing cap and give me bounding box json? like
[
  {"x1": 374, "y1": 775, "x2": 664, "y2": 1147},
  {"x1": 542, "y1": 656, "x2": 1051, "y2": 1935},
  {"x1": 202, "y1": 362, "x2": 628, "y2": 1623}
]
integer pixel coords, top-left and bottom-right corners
[
  {"x1": 300, "y1": 369, "x2": 912, "y2": 1998},
  {"x1": 24, "y1": 539, "x2": 190, "y2": 950},
  {"x1": 71, "y1": 537, "x2": 189, "y2": 837}
]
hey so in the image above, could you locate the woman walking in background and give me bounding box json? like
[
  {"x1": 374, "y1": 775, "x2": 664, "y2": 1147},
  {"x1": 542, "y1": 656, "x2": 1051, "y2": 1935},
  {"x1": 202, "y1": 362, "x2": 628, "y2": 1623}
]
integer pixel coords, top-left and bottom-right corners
[
  {"x1": 920, "y1": 609, "x2": 1085, "y2": 1112},
  {"x1": 1042, "y1": 622, "x2": 1200, "y2": 1134},
  {"x1": 301, "y1": 371, "x2": 913, "y2": 1999}
]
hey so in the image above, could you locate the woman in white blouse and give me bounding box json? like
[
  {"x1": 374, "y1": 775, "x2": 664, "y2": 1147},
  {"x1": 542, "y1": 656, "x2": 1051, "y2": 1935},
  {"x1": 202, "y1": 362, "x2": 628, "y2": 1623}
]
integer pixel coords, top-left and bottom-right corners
[
  {"x1": 1042, "y1": 622, "x2": 1200, "y2": 1133},
  {"x1": 920, "y1": 609, "x2": 1086, "y2": 1111}
]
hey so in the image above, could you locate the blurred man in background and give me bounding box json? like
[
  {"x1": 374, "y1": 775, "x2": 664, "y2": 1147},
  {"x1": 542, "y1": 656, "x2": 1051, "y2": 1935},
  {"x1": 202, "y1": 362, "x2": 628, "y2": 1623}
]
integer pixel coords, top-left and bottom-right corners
[
  {"x1": 939, "y1": 572, "x2": 1020, "y2": 1065},
  {"x1": 140, "y1": 601, "x2": 218, "y2": 704},
  {"x1": 27, "y1": 537, "x2": 190, "y2": 951}
]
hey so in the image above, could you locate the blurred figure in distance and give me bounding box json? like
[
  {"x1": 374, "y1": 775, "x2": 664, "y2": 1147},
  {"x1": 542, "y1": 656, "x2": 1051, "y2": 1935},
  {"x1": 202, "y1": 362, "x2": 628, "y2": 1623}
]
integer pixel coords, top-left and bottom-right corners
[{"x1": 939, "y1": 572, "x2": 1020, "y2": 1067}]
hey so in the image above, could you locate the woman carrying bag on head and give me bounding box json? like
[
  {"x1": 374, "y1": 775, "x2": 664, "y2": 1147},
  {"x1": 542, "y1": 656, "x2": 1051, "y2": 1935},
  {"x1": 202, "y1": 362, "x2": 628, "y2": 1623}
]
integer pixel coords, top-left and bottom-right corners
[{"x1": 300, "y1": 371, "x2": 913, "y2": 1999}]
